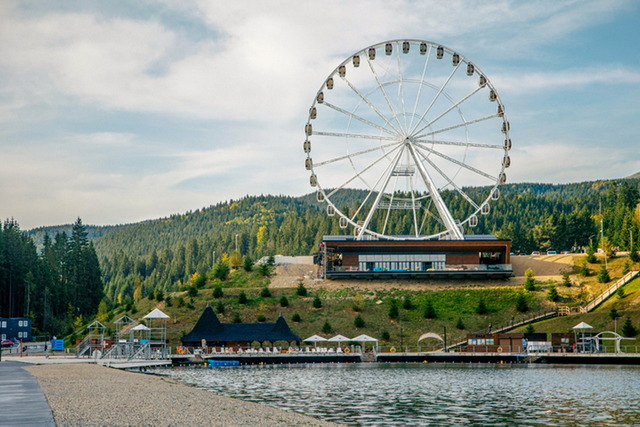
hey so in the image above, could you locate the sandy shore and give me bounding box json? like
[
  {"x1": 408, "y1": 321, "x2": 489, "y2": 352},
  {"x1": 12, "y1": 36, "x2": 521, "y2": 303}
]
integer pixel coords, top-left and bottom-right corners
[{"x1": 24, "y1": 363, "x2": 336, "y2": 426}]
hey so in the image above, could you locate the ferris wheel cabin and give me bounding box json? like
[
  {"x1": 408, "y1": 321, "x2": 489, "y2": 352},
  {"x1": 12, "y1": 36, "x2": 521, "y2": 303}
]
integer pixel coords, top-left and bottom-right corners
[{"x1": 317, "y1": 235, "x2": 512, "y2": 280}]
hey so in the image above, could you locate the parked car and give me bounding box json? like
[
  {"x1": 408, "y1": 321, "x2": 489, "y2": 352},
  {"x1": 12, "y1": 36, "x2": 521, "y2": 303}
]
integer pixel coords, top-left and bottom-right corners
[
  {"x1": 547, "y1": 250, "x2": 557, "y2": 255},
  {"x1": 1, "y1": 339, "x2": 17, "y2": 348},
  {"x1": 531, "y1": 251, "x2": 540, "y2": 256}
]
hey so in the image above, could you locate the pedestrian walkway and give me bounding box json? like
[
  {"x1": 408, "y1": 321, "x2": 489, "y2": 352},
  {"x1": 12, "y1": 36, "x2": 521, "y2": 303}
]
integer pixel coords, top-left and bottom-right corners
[{"x1": 0, "y1": 361, "x2": 55, "y2": 426}]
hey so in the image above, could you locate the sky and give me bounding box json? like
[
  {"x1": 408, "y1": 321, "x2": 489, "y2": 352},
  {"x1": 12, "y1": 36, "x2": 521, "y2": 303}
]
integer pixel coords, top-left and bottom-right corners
[{"x1": 1, "y1": 0, "x2": 639, "y2": 229}]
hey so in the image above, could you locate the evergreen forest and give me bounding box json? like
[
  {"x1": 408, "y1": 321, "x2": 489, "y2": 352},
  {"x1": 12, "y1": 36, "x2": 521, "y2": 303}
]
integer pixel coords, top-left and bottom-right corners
[{"x1": 2, "y1": 178, "x2": 639, "y2": 337}]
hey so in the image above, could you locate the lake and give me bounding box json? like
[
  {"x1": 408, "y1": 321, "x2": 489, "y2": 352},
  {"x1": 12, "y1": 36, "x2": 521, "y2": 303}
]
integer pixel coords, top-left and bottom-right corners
[{"x1": 152, "y1": 363, "x2": 640, "y2": 426}]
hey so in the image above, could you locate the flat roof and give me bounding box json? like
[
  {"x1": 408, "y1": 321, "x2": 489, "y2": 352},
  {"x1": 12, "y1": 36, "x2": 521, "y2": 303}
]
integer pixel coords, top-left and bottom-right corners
[{"x1": 323, "y1": 234, "x2": 500, "y2": 241}]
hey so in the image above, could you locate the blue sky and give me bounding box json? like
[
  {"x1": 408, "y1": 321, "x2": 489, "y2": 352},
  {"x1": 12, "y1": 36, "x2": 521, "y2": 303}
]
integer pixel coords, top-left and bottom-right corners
[{"x1": 1, "y1": 0, "x2": 639, "y2": 229}]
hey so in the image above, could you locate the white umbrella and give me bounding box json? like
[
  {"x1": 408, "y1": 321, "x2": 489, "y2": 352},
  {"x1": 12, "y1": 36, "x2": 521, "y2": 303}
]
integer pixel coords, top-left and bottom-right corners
[
  {"x1": 327, "y1": 334, "x2": 351, "y2": 342},
  {"x1": 572, "y1": 322, "x2": 593, "y2": 330},
  {"x1": 303, "y1": 335, "x2": 328, "y2": 342},
  {"x1": 352, "y1": 334, "x2": 379, "y2": 352},
  {"x1": 303, "y1": 335, "x2": 328, "y2": 348}
]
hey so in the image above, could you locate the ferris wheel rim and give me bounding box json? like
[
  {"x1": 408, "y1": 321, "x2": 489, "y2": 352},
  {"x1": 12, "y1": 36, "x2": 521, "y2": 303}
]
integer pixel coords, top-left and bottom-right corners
[{"x1": 305, "y1": 39, "x2": 511, "y2": 240}]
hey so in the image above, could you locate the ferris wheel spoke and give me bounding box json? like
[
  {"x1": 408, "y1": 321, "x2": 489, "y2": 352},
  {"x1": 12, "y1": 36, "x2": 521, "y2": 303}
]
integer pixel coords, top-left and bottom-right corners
[
  {"x1": 326, "y1": 144, "x2": 404, "y2": 200},
  {"x1": 412, "y1": 86, "x2": 483, "y2": 136},
  {"x1": 314, "y1": 131, "x2": 399, "y2": 141},
  {"x1": 407, "y1": 143, "x2": 464, "y2": 239},
  {"x1": 342, "y1": 77, "x2": 402, "y2": 134},
  {"x1": 408, "y1": 63, "x2": 461, "y2": 136},
  {"x1": 414, "y1": 147, "x2": 481, "y2": 210},
  {"x1": 414, "y1": 113, "x2": 500, "y2": 139},
  {"x1": 408, "y1": 174, "x2": 420, "y2": 237},
  {"x1": 381, "y1": 178, "x2": 399, "y2": 236},
  {"x1": 395, "y1": 49, "x2": 409, "y2": 131},
  {"x1": 413, "y1": 141, "x2": 498, "y2": 182},
  {"x1": 323, "y1": 101, "x2": 398, "y2": 137},
  {"x1": 412, "y1": 138, "x2": 504, "y2": 150},
  {"x1": 408, "y1": 45, "x2": 431, "y2": 131},
  {"x1": 366, "y1": 56, "x2": 405, "y2": 133},
  {"x1": 313, "y1": 141, "x2": 401, "y2": 167},
  {"x1": 356, "y1": 147, "x2": 406, "y2": 238}
]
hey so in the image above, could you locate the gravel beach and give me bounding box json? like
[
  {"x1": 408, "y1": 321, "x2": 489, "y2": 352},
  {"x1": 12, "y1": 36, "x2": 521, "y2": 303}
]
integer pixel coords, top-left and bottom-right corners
[{"x1": 25, "y1": 363, "x2": 337, "y2": 427}]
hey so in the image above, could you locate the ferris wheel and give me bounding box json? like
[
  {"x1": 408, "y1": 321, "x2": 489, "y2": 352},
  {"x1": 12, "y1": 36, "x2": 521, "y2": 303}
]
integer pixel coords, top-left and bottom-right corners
[{"x1": 304, "y1": 40, "x2": 511, "y2": 240}]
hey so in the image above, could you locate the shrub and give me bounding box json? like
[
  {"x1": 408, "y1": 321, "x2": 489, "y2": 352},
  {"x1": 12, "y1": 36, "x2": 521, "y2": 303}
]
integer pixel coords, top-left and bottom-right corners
[
  {"x1": 212, "y1": 286, "x2": 224, "y2": 299},
  {"x1": 585, "y1": 245, "x2": 597, "y2": 263},
  {"x1": 579, "y1": 260, "x2": 591, "y2": 277},
  {"x1": 164, "y1": 296, "x2": 172, "y2": 307},
  {"x1": 381, "y1": 331, "x2": 390, "y2": 341},
  {"x1": 621, "y1": 316, "x2": 637, "y2": 337},
  {"x1": 617, "y1": 288, "x2": 626, "y2": 299},
  {"x1": 243, "y1": 255, "x2": 254, "y2": 272},
  {"x1": 215, "y1": 301, "x2": 225, "y2": 314},
  {"x1": 524, "y1": 268, "x2": 535, "y2": 291},
  {"x1": 148, "y1": 290, "x2": 155, "y2": 301},
  {"x1": 630, "y1": 250, "x2": 640, "y2": 263},
  {"x1": 597, "y1": 265, "x2": 610, "y2": 283},
  {"x1": 176, "y1": 296, "x2": 185, "y2": 308},
  {"x1": 609, "y1": 307, "x2": 619, "y2": 320},
  {"x1": 423, "y1": 301, "x2": 436, "y2": 319},
  {"x1": 402, "y1": 296, "x2": 413, "y2": 310},
  {"x1": 312, "y1": 295, "x2": 322, "y2": 309},
  {"x1": 352, "y1": 294, "x2": 365, "y2": 312},
  {"x1": 561, "y1": 271, "x2": 571, "y2": 287},
  {"x1": 388, "y1": 299, "x2": 399, "y2": 319},
  {"x1": 232, "y1": 312, "x2": 242, "y2": 323},
  {"x1": 279, "y1": 295, "x2": 289, "y2": 307},
  {"x1": 155, "y1": 289, "x2": 164, "y2": 302},
  {"x1": 191, "y1": 272, "x2": 207, "y2": 289},
  {"x1": 187, "y1": 286, "x2": 198, "y2": 298},
  {"x1": 256, "y1": 314, "x2": 266, "y2": 322},
  {"x1": 238, "y1": 291, "x2": 248, "y2": 305},
  {"x1": 476, "y1": 299, "x2": 488, "y2": 315},
  {"x1": 321, "y1": 321, "x2": 332, "y2": 334},
  {"x1": 515, "y1": 293, "x2": 528, "y2": 313},
  {"x1": 213, "y1": 260, "x2": 230, "y2": 281},
  {"x1": 354, "y1": 315, "x2": 365, "y2": 328},
  {"x1": 622, "y1": 260, "x2": 631, "y2": 275},
  {"x1": 291, "y1": 313, "x2": 301, "y2": 322},
  {"x1": 260, "y1": 287, "x2": 272, "y2": 298},
  {"x1": 455, "y1": 318, "x2": 465, "y2": 330},
  {"x1": 296, "y1": 283, "x2": 308, "y2": 296},
  {"x1": 257, "y1": 263, "x2": 273, "y2": 277},
  {"x1": 525, "y1": 323, "x2": 535, "y2": 334},
  {"x1": 547, "y1": 286, "x2": 560, "y2": 302}
]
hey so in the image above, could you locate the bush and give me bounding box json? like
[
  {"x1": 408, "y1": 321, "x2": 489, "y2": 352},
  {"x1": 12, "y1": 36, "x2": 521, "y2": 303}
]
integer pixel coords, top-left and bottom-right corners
[
  {"x1": 524, "y1": 268, "x2": 535, "y2": 291},
  {"x1": 279, "y1": 295, "x2": 289, "y2": 307},
  {"x1": 561, "y1": 271, "x2": 571, "y2": 287},
  {"x1": 232, "y1": 312, "x2": 242, "y2": 323},
  {"x1": 622, "y1": 260, "x2": 631, "y2": 275},
  {"x1": 187, "y1": 286, "x2": 198, "y2": 298},
  {"x1": 515, "y1": 293, "x2": 528, "y2": 313},
  {"x1": 388, "y1": 299, "x2": 399, "y2": 319},
  {"x1": 402, "y1": 296, "x2": 413, "y2": 310},
  {"x1": 260, "y1": 287, "x2": 272, "y2": 298},
  {"x1": 354, "y1": 315, "x2": 365, "y2": 328},
  {"x1": 291, "y1": 313, "x2": 301, "y2": 322},
  {"x1": 257, "y1": 263, "x2": 273, "y2": 277},
  {"x1": 176, "y1": 296, "x2": 185, "y2": 308},
  {"x1": 256, "y1": 314, "x2": 266, "y2": 322},
  {"x1": 321, "y1": 321, "x2": 332, "y2": 334},
  {"x1": 215, "y1": 301, "x2": 225, "y2": 314},
  {"x1": 243, "y1": 255, "x2": 254, "y2": 272},
  {"x1": 213, "y1": 260, "x2": 230, "y2": 281},
  {"x1": 585, "y1": 245, "x2": 597, "y2": 263},
  {"x1": 423, "y1": 301, "x2": 436, "y2": 319},
  {"x1": 238, "y1": 291, "x2": 248, "y2": 305},
  {"x1": 352, "y1": 294, "x2": 365, "y2": 312},
  {"x1": 381, "y1": 331, "x2": 390, "y2": 341},
  {"x1": 164, "y1": 296, "x2": 172, "y2": 307},
  {"x1": 476, "y1": 299, "x2": 488, "y2": 315},
  {"x1": 579, "y1": 260, "x2": 591, "y2": 277},
  {"x1": 597, "y1": 265, "x2": 610, "y2": 283},
  {"x1": 621, "y1": 316, "x2": 637, "y2": 337},
  {"x1": 148, "y1": 290, "x2": 155, "y2": 301},
  {"x1": 455, "y1": 318, "x2": 465, "y2": 330},
  {"x1": 296, "y1": 283, "x2": 308, "y2": 296},
  {"x1": 630, "y1": 250, "x2": 640, "y2": 263},
  {"x1": 617, "y1": 288, "x2": 626, "y2": 299},
  {"x1": 212, "y1": 286, "x2": 224, "y2": 299},
  {"x1": 312, "y1": 295, "x2": 322, "y2": 309},
  {"x1": 547, "y1": 286, "x2": 560, "y2": 302},
  {"x1": 525, "y1": 323, "x2": 535, "y2": 334},
  {"x1": 609, "y1": 307, "x2": 619, "y2": 320},
  {"x1": 156, "y1": 289, "x2": 164, "y2": 302}
]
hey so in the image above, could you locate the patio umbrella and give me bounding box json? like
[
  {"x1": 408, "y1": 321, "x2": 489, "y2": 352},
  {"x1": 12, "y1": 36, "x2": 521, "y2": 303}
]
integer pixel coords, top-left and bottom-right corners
[
  {"x1": 327, "y1": 334, "x2": 351, "y2": 343},
  {"x1": 352, "y1": 334, "x2": 379, "y2": 351},
  {"x1": 303, "y1": 335, "x2": 328, "y2": 347},
  {"x1": 572, "y1": 322, "x2": 593, "y2": 352}
]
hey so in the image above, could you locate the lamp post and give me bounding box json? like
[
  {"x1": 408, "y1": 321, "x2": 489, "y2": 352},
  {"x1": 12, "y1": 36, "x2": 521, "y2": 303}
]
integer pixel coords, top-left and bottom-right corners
[{"x1": 235, "y1": 234, "x2": 239, "y2": 253}]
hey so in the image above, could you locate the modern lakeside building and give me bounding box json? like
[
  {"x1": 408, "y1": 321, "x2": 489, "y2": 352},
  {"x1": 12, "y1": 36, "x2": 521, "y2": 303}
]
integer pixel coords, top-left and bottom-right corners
[{"x1": 317, "y1": 235, "x2": 512, "y2": 280}]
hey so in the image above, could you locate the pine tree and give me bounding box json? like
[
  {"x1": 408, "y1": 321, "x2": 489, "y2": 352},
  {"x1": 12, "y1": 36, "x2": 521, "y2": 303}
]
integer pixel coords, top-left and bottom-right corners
[
  {"x1": 238, "y1": 291, "x2": 248, "y2": 304},
  {"x1": 354, "y1": 315, "x2": 365, "y2": 328},
  {"x1": 296, "y1": 283, "x2": 308, "y2": 296},
  {"x1": 212, "y1": 286, "x2": 223, "y2": 298},
  {"x1": 423, "y1": 300, "x2": 436, "y2": 319},
  {"x1": 476, "y1": 299, "x2": 488, "y2": 315},
  {"x1": 279, "y1": 295, "x2": 289, "y2": 307},
  {"x1": 312, "y1": 295, "x2": 322, "y2": 309},
  {"x1": 524, "y1": 268, "x2": 535, "y2": 291},
  {"x1": 621, "y1": 316, "x2": 637, "y2": 337},
  {"x1": 321, "y1": 320, "x2": 332, "y2": 334},
  {"x1": 260, "y1": 287, "x2": 272, "y2": 298},
  {"x1": 597, "y1": 265, "x2": 610, "y2": 283},
  {"x1": 455, "y1": 318, "x2": 465, "y2": 330},
  {"x1": 388, "y1": 299, "x2": 399, "y2": 319},
  {"x1": 515, "y1": 293, "x2": 528, "y2": 313},
  {"x1": 547, "y1": 286, "x2": 560, "y2": 302}
]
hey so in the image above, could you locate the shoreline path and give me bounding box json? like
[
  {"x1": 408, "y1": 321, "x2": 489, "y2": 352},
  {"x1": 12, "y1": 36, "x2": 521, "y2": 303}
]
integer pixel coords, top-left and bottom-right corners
[{"x1": 10, "y1": 361, "x2": 336, "y2": 426}]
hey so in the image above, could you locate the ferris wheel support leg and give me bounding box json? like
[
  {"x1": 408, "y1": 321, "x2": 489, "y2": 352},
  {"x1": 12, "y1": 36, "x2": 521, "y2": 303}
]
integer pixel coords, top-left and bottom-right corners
[{"x1": 406, "y1": 142, "x2": 464, "y2": 240}]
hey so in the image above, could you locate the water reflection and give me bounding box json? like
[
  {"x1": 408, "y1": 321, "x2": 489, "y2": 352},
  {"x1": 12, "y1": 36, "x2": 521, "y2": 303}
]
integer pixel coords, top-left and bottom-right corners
[{"x1": 153, "y1": 364, "x2": 640, "y2": 426}]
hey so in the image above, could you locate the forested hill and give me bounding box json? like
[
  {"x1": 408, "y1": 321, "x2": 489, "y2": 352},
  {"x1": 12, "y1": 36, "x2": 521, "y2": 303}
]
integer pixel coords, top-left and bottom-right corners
[{"x1": 24, "y1": 179, "x2": 640, "y2": 306}]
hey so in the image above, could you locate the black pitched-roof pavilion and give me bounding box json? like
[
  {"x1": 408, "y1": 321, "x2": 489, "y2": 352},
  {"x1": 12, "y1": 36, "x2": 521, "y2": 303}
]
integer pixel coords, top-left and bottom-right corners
[{"x1": 181, "y1": 305, "x2": 301, "y2": 347}]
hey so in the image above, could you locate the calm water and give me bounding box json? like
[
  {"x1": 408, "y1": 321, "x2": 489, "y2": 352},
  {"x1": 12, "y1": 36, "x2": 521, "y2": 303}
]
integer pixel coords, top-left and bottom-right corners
[{"x1": 152, "y1": 363, "x2": 640, "y2": 426}]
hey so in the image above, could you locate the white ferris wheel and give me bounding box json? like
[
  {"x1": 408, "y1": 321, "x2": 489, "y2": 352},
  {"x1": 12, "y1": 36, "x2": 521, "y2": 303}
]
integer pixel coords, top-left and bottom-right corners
[{"x1": 304, "y1": 40, "x2": 511, "y2": 241}]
